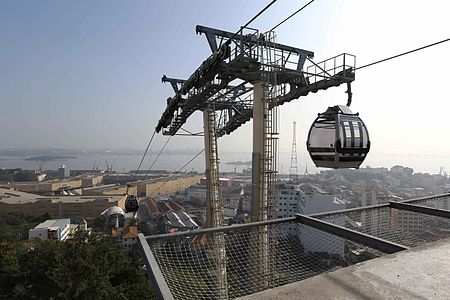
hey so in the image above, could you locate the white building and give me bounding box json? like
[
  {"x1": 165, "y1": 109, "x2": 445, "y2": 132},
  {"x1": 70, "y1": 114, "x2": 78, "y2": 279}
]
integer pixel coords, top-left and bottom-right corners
[
  {"x1": 29, "y1": 219, "x2": 71, "y2": 241},
  {"x1": 121, "y1": 226, "x2": 139, "y2": 252},
  {"x1": 275, "y1": 183, "x2": 346, "y2": 256}
]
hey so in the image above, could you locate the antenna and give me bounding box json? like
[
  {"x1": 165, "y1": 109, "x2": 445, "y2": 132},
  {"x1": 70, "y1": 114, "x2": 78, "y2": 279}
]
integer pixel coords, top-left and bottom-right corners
[{"x1": 289, "y1": 121, "x2": 299, "y2": 182}]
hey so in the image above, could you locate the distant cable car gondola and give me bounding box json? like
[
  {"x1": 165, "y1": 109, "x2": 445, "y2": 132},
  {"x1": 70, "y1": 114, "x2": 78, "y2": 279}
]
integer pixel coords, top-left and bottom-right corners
[
  {"x1": 125, "y1": 195, "x2": 139, "y2": 213},
  {"x1": 307, "y1": 105, "x2": 370, "y2": 169},
  {"x1": 124, "y1": 184, "x2": 139, "y2": 213}
]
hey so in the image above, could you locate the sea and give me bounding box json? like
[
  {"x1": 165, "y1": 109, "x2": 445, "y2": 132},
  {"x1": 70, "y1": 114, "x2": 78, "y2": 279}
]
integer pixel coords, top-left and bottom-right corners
[{"x1": 1, "y1": 151, "x2": 449, "y2": 175}]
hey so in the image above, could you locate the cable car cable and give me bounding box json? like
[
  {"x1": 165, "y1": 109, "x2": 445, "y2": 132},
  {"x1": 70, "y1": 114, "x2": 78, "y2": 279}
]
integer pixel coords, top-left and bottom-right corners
[
  {"x1": 141, "y1": 135, "x2": 172, "y2": 180},
  {"x1": 356, "y1": 38, "x2": 450, "y2": 70},
  {"x1": 152, "y1": 149, "x2": 205, "y2": 196},
  {"x1": 270, "y1": 0, "x2": 316, "y2": 31},
  {"x1": 131, "y1": 130, "x2": 156, "y2": 183},
  {"x1": 225, "y1": 0, "x2": 278, "y2": 45},
  {"x1": 237, "y1": 0, "x2": 278, "y2": 35}
]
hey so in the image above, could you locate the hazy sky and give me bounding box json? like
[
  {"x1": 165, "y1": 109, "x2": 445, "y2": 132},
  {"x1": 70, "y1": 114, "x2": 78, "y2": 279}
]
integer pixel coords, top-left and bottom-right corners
[{"x1": 1, "y1": 0, "x2": 450, "y2": 159}]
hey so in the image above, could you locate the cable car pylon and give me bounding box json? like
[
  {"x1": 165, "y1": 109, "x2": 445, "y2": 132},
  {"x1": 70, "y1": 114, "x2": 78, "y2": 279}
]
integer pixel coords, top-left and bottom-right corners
[{"x1": 156, "y1": 23, "x2": 366, "y2": 295}]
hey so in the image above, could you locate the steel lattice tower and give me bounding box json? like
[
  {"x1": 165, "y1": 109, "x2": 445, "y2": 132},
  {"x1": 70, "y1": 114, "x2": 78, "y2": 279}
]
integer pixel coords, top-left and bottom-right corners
[{"x1": 289, "y1": 121, "x2": 299, "y2": 182}]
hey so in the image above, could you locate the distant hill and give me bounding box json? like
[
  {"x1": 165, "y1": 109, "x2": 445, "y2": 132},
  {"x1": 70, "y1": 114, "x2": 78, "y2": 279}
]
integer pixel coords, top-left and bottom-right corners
[{"x1": 25, "y1": 155, "x2": 77, "y2": 161}]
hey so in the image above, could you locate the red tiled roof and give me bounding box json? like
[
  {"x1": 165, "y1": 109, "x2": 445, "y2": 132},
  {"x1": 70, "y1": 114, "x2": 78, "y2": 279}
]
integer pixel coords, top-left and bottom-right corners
[
  {"x1": 156, "y1": 201, "x2": 171, "y2": 213},
  {"x1": 145, "y1": 198, "x2": 160, "y2": 215},
  {"x1": 122, "y1": 226, "x2": 138, "y2": 239},
  {"x1": 168, "y1": 200, "x2": 184, "y2": 212}
]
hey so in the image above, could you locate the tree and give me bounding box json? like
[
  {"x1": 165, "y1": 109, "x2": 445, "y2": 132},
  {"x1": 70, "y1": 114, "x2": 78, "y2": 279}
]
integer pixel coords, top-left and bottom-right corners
[
  {"x1": 0, "y1": 212, "x2": 52, "y2": 242},
  {"x1": 91, "y1": 214, "x2": 109, "y2": 234},
  {"x1": 0, "y1": 233, "x2": 155, "y2": 299}
]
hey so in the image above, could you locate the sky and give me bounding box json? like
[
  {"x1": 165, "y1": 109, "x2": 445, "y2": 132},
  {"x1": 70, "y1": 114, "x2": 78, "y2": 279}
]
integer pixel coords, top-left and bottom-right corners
[{"x1": 1, "y1": 0, "x2": 450, "y2": 165}]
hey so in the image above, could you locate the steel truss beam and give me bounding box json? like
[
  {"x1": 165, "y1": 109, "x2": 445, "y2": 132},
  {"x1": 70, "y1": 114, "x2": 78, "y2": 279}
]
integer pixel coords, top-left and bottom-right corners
[
  {"x1": 295, "y1": 214, "x2": 409, "y2": 254},
  {"x1": 156, "y1": 25, "x2": 355, "y2": 137},
  {"x1": 389, "y1": 201, "x2": 450, "y2": 219},
  {"x1": 196, "y1": 25, "x2": 314, "y2": 58}
]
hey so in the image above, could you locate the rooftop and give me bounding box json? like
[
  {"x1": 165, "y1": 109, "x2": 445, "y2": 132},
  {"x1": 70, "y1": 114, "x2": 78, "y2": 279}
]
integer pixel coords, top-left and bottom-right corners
[
  {"x1": 239, "y1": 237, "x2": 450, "y2": 300},
  {"x1": 33, "y1": 219, "x2": 70, "y2": 230},
  {"x1": 0, "y1": 188, "x2": 124, "y2": 204},
  {"x1": 122, "y1": 226, "x2": 138, "y2": 239}
]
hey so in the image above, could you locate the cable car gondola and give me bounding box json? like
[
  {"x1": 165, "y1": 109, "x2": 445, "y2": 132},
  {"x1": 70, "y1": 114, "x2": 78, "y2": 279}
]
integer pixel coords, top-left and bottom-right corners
[
  {"x1": 307, "y1": 105, "x2": 370, "y2": 169},
  {"x1": 125, "y1": 195, "x2": 139, "y2": 213}
]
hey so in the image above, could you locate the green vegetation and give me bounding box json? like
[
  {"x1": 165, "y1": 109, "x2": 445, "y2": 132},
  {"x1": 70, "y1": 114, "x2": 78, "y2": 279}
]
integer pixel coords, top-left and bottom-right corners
[
  {"x1": 0, "y1": 212, "x2": 52, "y2": 242},
  {"x1": 91, "y1": 214, "x2": 109, "y2": 234},
  {"x1": 0, "y1": 212, "x2": 155, "y2": 299},
  {"x1": 0, "y1": 232, "x2": 155, "y2": 299}
]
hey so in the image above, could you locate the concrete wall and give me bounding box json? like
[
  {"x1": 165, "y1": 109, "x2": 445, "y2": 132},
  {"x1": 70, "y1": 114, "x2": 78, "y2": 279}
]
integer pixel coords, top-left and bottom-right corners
[
  {"x1": 82, "y1": 175, "x2": 201, "y2": 198},
  {"x1": 0, "y1": 196, "x2": 126, "y2": 221},
  {"x1": 82, "y1": 185, "x2": 136, "y2": 197},
  {"x1": 146, "y1": 175, "x2": 202, "y2": 197},
  {"x1": 13, "y1": 180, "x2": 82, "y2": 194},
  {"x1": 81, "y1": 175, "x2": 103, "y2": 187}
]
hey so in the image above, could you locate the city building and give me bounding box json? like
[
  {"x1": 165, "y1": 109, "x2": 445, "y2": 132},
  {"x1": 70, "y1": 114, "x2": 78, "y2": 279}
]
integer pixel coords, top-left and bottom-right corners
[
  {"x1": 10, "y1": 179, "x2": 82, "y2": 195},
  {"x1": 165, "y1": 211, "x2": 199, "y2": 230},
  {"x1": 185, "y1": 185, "x2": 207, "y2": 206},
  {"x1": 121, "y1": 226, "x2": 139, "y2": 251},
  {"x1": 58, "y1": 165, "x2": 70, "y2": 179},
  {"x1": 0, "y1": 188, "x2": 126, "y2": 221},
  {"x1": 200, "y1": 177, "x2": 232, "y2": 188},
  {"x1": 29, "y1": 219, "x2": 71, "y2": 241},
  {"x1": 83, "y1": 174, "x2": 201, "y2": 197},
  {"x1": 78, "y1": 174, "x2": 103, "y2": 187},
  {"x1": 107, "y1": 206, "x2": 126, "y2": 228},
  {"x1": 275, "y1": 182, "x2": 346, "y2": 256}
]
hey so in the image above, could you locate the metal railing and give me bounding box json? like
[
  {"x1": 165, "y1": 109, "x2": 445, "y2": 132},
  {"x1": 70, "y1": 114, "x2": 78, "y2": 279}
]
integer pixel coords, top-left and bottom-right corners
[
  {"x1": 139, "y1": 193, "x2": 450, "y2": 299},
  {"x1": 306, "y1": 53, "x2": 356, "y2": 84}
]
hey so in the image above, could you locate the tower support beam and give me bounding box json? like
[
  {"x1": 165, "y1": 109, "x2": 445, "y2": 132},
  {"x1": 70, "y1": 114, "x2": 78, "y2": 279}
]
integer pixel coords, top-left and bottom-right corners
[
  {"x1": 251, "y1": 81, "x2": 268, "y2": 222},
  {"x1": 202, "y1": 108, "x2": 228, "y2": 299},
  {"x1": 250, "y1": 81, "x2": 270, "y2": 290},
  {"x1": 203, "y1": 109, "x2": 222, "y2": 228}
]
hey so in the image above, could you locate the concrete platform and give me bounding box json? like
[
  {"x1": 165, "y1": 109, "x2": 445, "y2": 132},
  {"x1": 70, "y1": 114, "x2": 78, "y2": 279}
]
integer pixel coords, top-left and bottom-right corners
[{"x1": 238, "y1": 238, "x2": 450, "y2": 300}]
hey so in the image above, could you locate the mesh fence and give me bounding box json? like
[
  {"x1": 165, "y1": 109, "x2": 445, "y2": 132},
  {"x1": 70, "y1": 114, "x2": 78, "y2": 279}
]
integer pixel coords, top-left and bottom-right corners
[
  {"x1": 315, "y1": 196, "x2": 450, "y2": 248},
  {"x1": 406, "y1": 194, "x2": 450, "y2": 210},
  {"x1": 144, "y1": 195, "x2": 450, "y2": 299},
  {"x1": 147, "y1": 220, "x2": 383, "y2": 299}
]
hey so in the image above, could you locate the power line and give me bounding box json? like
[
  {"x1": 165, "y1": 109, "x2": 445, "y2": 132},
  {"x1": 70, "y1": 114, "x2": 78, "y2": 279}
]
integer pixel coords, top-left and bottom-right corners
[
  {"x1": 270, "y1": 0, "x2": 316, "y2": 31},
  {"x1": 152, "y1": 149, "x2": 205, "y2": 196},
  {"x1": 131, "y1": 130, "x2": 156, "y2": 182},
  {"x1": 356, "y1": 38, "x2": 450, "y2": 70},
  {"x1": 141, "y1": 135, "x2": 172, "y2": 180}
]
